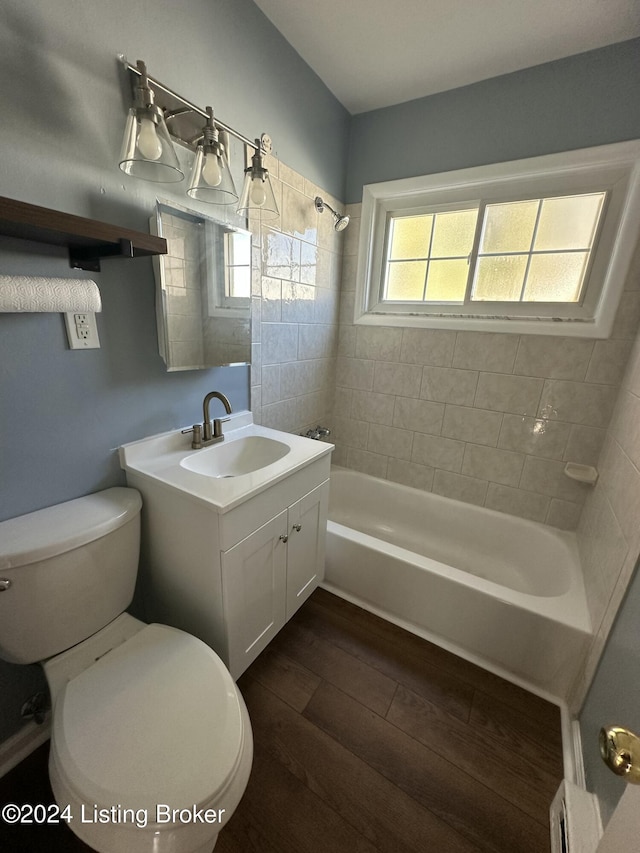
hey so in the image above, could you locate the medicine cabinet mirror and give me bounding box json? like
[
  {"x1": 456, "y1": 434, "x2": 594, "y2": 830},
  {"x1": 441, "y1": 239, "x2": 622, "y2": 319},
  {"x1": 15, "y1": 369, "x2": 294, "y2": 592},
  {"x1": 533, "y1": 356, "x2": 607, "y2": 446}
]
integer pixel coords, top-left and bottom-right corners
[{"x1": 150, "y1": 200, "x2": 252, "y2": 370}]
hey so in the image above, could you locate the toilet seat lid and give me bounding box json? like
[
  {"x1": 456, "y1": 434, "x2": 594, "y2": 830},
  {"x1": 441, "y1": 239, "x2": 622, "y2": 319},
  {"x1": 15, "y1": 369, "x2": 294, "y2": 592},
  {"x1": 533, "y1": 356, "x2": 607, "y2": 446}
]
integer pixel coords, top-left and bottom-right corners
[{"x1": 51, "y1": 624, "x2": 245, "y2": 813}]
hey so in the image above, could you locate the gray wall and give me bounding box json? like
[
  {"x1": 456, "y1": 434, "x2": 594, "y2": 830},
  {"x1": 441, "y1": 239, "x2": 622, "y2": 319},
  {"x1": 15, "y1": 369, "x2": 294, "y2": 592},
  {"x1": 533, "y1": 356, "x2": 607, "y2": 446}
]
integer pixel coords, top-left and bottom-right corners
[
  {"x1": 345, "y1": 38, "x2": 640, "y2": 202},
  {"x1": 0, "y1": 0, "x2": 348, "y2": 742}
]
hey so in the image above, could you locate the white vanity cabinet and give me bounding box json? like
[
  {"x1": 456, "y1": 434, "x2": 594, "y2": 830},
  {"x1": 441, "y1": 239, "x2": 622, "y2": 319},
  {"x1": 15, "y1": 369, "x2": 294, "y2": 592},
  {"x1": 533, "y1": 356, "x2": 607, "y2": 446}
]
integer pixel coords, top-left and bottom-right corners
[
  {"x1": 221, "y1": 480, "x2": 329, "y2": 676},
  {"x1": 122, "y1": 432, "x2": 332, "y2": 680}
]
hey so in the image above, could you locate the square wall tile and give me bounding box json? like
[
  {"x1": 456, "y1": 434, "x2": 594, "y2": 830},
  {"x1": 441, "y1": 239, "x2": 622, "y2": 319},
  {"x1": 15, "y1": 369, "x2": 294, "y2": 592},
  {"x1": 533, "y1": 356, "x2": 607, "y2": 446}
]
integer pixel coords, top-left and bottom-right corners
[
  {"x1": 261, "y1": 364, "x2": 281, "y2": 405},
  {"x1": 337, "y1": 325, "x2": 357, "y2": 358},
  {"x1": 420, "y1": 367, "x2": 478, "y2": 406},
  {"x1": 330, "y1": 415, "x2": 370, "y2": 449},
  {"x1": 351, "y1": 389, "x2": 395, "y2": 425},
  {"x1": 499, "y1": 415, "x2": 571, "y2": 460},
  {"x1": 564, "y1": 425, "x2": 606, "y2": 466},
  {"x1": 392, "y1": 396, "x2": 445, "y2": 435},
  {"x1": 441, "y1": 405, "x2": 502, "y2": 446},
  {"x1": 452, "y1": 332, "x2": 518, "y2": 373},
  {"x1": 513, "y1": 336, "x2": 593, "y2": 381},
  {"x1": 485, "y1": 484, "x2": 549, "y2": 523},
  {"x1": 386, "y1": 458, "x2": 435, "y2": 491},
  {"x1": 462, "y1": 444, "x2": 524, "y2": 487},
  {"x1": 281, "y1": 183, "x2": 318, "y2": 243},
  {"x1": 411, "y1": 433, "x2": 465, "y2": 473},
  {"x1": 585, "y1": 340, "x2": 634, "y2": 385},
  {"x1": 346, "y1": 447, "x2": 389, "y2": 479},
  {"x1": 356, "y1": 326, "x2": 403, "y2": 361},
  {"x1": 474, "y1": 373, "x2": 544, "y2": 417},
  {"x1": 432, "y1": 470, "x2": 488, "y2": 506},
  {"x1": 367, "y1": 423, "x2": 414, "y2": 460},
  {"x1": 298, "y1": 324, "x2": 337, "y2": 359},
  {"x1": 336, "y1": 357, "x2": 375, "y2": 391},
  {"x1": 262, "y1": 323, "x2": 298, "y2": 364},
  {"x1": 261, "y1": 277, "x2": 282, "y2": 322},
  {"x1": 373, "y1": 362, "x2": 423, "y2": 397},
  {"x1": 400, "y1": 329, "x2": 456, "y2": 366},
  {"x1": 546, "y1": 499, "x2": 583, "y2": 531},
  {"x1": 578, "y1": 489, "x2": 629, "y2": 628},
  {"x1": 282, "y1": 282, "x2": 316, "y2": 324}
]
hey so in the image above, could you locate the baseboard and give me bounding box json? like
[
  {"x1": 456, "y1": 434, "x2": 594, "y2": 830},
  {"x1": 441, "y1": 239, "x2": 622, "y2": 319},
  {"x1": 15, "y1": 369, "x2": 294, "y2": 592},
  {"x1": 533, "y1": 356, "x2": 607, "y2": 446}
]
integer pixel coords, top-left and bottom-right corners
[{"x1": 0, "y1": 717, "x2": 51, "y2": 779}]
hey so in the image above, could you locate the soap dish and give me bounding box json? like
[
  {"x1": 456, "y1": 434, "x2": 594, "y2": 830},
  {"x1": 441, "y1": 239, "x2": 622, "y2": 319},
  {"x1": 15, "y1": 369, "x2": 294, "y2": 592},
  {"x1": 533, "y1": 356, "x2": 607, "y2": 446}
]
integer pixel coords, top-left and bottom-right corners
[{"x1": 564, "y1": 462, "x2": 598, "y2": 485}]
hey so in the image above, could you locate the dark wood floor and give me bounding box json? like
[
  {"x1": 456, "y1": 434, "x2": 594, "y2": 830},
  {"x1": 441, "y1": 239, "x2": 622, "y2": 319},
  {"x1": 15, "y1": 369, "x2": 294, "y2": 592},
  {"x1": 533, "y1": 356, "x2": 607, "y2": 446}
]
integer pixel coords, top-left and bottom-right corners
[{"x1": 0, "y1": 588, "x2": 563, "y2": 852}]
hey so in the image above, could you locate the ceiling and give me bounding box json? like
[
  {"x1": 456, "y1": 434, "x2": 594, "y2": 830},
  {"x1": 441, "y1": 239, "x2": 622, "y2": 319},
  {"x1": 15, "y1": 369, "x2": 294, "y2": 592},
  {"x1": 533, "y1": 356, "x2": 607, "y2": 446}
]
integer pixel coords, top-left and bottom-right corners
[{"x1": 253, "y1": 0, "x2": 640, "y2": 114}]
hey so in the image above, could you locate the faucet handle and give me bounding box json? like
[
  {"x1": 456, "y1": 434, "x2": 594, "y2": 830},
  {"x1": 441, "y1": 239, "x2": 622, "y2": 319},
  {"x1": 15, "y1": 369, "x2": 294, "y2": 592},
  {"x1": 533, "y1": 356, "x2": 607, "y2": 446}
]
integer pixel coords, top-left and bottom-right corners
[
  {"x1": 212, "y1": 416, "x2": 231, "y2": 439},
  {"x1": 181, "y1": 424, "x2": 203, "y2": 449}
]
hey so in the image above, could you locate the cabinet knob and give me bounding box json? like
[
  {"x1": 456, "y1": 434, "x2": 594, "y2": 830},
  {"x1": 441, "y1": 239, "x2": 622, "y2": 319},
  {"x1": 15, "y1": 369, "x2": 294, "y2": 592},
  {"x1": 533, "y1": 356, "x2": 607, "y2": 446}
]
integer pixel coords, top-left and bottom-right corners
[
  {"x1": 279, "y1": 534, "x2": 289, "y2": 543},
  {"x1": 292, "y1": 524, "x2": 302, "y2": 532}
]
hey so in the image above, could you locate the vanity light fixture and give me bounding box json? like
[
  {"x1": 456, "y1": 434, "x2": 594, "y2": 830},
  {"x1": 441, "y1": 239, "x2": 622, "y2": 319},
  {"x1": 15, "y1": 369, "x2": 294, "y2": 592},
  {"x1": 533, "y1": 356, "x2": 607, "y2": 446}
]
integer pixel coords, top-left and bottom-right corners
[
  {"x1": 237, "y1": 138, "x2": 279, "y2": 220},
  {"x1": 118, "y1": 60, "x2": 184, "y2": 183},
  {"x1": 118, "y1": 57, "x2": 277, "y2": 218},
  {"x1": 186, "y1": 107, "x2": 238, "y2": 204}
]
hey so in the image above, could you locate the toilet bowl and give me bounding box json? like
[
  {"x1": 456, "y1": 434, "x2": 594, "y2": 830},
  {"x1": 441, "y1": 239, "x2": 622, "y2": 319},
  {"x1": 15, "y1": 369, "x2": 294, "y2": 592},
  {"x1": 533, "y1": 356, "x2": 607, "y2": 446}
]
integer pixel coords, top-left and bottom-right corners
[{"x1": 0, "y1": 487, "x2": 253, "y2": 853}]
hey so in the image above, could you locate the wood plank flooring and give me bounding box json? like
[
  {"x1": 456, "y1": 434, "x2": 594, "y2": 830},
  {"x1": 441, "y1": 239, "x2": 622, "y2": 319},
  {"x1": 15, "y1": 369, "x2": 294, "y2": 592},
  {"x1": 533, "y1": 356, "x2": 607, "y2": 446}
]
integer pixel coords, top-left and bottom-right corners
[{"x1": 0, "y1": 588, "x2": 564, "y2": 852}]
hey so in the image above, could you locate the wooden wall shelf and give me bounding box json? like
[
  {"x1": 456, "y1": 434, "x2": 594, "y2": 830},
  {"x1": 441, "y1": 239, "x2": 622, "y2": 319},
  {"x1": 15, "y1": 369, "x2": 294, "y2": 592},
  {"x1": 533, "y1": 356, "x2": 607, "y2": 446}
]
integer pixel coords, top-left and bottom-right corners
[{"x1": 0, "y1": 195, "x2": 167, "y2": 272}]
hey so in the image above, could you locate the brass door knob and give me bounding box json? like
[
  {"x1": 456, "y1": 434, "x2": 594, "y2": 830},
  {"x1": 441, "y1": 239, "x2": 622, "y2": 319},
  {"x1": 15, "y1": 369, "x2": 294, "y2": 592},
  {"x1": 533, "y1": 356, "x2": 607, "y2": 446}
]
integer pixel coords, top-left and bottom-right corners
[{"x1": 599, "y1": 726, "x2": 640, "y2": 783}]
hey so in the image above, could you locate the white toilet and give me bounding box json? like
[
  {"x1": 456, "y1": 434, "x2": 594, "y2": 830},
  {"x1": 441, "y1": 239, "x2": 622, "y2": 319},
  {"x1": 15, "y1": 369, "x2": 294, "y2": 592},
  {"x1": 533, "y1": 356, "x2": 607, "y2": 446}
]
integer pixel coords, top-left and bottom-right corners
[{"x1": 0, "y1": 487, "x2": 252, "y2": 853}]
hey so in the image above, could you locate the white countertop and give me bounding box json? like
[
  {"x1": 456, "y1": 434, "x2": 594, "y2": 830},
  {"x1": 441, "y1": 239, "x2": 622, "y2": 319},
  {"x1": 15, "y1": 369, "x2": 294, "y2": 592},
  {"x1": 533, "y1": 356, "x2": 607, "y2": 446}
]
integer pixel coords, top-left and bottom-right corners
[{"x1": 119, "y1": 411, "x2": 333, "y2": 513}]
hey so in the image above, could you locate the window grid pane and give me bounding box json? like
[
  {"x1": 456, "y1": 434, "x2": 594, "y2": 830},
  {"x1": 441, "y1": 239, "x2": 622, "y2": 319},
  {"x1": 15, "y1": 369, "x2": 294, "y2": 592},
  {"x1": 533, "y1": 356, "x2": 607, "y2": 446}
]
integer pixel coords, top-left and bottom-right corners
[
  {"x1": 471, "y1": 192, "x2": 605, "y2": 305},
  {"x1": 384, "y1": 208, "x2": 477, "y2": 303},
  {"x1": 385, "y1": 260, "x2": 428, "y2": 300}
]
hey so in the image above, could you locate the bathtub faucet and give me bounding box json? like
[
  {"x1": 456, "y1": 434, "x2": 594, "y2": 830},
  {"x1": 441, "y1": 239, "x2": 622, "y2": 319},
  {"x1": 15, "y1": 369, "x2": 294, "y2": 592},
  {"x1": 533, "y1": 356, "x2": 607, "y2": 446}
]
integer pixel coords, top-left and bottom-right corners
[{"x1": 303, "y1": 426, "x2": 331, "y2": 440}]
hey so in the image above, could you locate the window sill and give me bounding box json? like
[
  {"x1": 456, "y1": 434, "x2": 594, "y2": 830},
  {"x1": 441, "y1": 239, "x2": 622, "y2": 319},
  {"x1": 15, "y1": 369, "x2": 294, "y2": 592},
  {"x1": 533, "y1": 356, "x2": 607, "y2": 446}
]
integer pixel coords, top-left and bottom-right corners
[{"x1": 354, "y1": 308, "x2": 608, "y2": 338}]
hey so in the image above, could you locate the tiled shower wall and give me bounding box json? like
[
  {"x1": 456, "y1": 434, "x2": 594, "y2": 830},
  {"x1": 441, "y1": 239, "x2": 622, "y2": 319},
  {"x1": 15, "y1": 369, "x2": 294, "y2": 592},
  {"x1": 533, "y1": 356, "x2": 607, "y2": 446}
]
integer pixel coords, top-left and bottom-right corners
[
  {"x1": 333, "y1": 203, "x2": 640, "y2": 531},
  {"x1": 570, "y1": 243, "x2": 640, "y2": 707},
  {"x1": 249, "y1": 156, "x2": 343, "y2": 433}
]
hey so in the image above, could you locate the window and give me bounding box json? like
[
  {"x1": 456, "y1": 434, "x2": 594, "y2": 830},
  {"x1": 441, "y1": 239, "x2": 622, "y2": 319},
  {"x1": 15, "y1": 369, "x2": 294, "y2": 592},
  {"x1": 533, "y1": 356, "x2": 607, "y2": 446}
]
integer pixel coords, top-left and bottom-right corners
[
  {"x1": 204, "y1": 221, "x2": 252, "y2": 317},
  {"x1": 355, "y1": 142, "x2": 640, "y2": 337},
  {"x1": 223, "y1": 230, "x2": 251, "y2": 300}
]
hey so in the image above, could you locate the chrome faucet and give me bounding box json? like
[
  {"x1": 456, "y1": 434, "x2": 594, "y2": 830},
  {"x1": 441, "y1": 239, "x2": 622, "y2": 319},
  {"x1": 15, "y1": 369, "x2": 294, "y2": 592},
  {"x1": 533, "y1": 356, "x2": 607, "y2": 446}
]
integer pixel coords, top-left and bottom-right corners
[{"x1": 182, "y1": 391, "x2": 233, "y2": 449}]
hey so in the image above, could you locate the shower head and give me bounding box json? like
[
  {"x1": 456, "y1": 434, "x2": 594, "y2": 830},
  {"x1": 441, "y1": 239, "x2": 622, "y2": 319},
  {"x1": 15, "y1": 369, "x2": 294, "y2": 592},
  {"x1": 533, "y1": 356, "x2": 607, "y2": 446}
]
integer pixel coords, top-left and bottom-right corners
[{"x1": 315, "y1": 196, "x2": 350, "y2": 231}]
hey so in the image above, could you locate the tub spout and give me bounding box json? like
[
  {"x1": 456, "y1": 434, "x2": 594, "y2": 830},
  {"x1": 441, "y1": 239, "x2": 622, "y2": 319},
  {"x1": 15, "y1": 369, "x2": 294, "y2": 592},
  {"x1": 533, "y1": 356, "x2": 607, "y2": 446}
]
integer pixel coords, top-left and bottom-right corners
[{"x1": 304, "y1": 426, "x2": 331, "y2": 440}]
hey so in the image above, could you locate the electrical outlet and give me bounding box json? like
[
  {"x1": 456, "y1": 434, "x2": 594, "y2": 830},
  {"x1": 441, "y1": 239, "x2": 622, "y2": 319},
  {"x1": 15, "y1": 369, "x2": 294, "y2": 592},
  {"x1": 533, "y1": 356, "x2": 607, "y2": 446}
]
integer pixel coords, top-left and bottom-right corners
[{"x1": 64, "y1": 312, "x2": 100, "y2": 349}]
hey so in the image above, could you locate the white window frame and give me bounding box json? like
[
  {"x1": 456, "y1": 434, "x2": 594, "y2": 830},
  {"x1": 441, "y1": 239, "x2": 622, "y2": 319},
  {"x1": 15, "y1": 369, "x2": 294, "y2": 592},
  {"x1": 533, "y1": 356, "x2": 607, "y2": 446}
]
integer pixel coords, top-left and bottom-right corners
[
  {"x1": 354, "y1": 141, "x2": 640, "y2": 337},
  {"x1": 204, "y1": 222, "x2": 252, "y2": 318}
]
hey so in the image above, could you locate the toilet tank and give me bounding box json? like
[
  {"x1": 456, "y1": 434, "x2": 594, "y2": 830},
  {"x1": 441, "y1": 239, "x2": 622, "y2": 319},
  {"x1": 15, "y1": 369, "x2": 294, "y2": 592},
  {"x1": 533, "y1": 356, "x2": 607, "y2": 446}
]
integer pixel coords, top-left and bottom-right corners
[{"x1": 0, "y1": 488, "x2": 142, "y2": 665}]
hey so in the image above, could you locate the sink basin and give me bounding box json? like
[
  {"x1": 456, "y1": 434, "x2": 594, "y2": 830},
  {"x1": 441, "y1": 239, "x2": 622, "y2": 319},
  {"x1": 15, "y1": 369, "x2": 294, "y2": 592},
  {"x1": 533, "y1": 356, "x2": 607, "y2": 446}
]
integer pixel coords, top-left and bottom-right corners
[{"x1": 180, "y1": 436, "x2": 290, "y2": 478}]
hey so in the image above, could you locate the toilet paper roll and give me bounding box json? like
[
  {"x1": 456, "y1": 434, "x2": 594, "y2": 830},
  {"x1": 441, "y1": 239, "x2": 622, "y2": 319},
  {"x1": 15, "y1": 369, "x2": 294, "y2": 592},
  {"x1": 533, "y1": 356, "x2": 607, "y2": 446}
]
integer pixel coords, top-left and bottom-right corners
[{"x1": 0, "y1": 276, "x2": 102, "y2": 313}]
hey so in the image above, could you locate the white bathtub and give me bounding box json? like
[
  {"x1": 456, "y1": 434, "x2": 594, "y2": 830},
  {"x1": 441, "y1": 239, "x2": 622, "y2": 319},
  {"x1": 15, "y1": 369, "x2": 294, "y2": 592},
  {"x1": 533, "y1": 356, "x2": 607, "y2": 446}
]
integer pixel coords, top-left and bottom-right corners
[{"x1": 324, "y1": 467, "x2": 592, "y2": 701}]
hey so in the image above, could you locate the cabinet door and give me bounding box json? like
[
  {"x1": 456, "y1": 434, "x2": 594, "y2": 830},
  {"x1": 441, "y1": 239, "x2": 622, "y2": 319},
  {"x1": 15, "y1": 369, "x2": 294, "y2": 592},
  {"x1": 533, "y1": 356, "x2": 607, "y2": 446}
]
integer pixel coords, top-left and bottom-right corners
[
  {"x1": 221, "y1": 510, "x2": 288, "y2": 678},
  {"x1": 286, "y1": 481, "x2": 330, "y2": 620}
]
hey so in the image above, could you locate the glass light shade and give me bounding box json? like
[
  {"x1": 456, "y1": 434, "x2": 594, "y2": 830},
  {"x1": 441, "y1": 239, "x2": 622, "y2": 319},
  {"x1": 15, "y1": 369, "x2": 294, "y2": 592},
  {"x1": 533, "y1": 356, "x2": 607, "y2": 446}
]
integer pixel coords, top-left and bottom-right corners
[
  {"x1": 237, "y1": 169, "x2": 279, "y2": 220},
  {"x1": 119, "y1": 107, "x2": 184, "y2": 183},
  {"x1": 186, "y1": 146, "x2": 238, "y2": 204}
]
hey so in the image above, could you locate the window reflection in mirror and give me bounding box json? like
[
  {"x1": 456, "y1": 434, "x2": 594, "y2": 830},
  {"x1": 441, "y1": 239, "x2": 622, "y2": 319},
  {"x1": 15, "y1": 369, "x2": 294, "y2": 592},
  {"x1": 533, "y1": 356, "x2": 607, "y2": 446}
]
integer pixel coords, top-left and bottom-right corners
[{"x1": 150, "y1": 200, "x2": 252, "y2": 370}]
